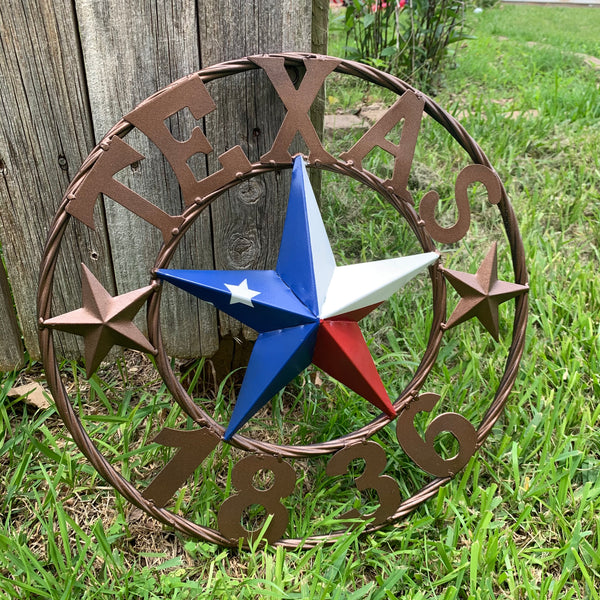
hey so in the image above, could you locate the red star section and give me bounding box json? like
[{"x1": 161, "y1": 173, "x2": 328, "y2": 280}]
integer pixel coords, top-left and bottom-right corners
[{"x1": 312, "y1": 319, "x2": 396, "y2": 418}]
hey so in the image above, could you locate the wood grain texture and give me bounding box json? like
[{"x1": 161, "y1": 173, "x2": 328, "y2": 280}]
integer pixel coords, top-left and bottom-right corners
[
  {"x1": 0, "y1": 0, "x2": 325, "y2": 369},
  {"x1": 199, "y1": 0, "x2": 313, "y2": 339},
  {"x1": 312, "y1": 0, "x2": 329, "y2": 55},
  {"x1": 0, "y1": 0, "x2": 113, "y2": 363},
  {"x1": 0, "y1": 256, "x2": 24, "y2": 370},
  {"x1": 74, "y1": 0, "x2": 219, "y2": 357},
  {"x1": 309, "y1": 0, "x2": 329, "y2": 200}
]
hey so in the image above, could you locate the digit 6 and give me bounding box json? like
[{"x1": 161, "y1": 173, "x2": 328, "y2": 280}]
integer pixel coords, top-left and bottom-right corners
[{"x1": 396, "y1": 393, "x2": 477, "y2": 477}]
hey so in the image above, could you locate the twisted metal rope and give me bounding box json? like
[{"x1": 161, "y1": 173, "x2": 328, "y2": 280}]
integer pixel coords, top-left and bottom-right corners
[{"x1": 38, "y1": 53, "x2": 528, "y2": 548}]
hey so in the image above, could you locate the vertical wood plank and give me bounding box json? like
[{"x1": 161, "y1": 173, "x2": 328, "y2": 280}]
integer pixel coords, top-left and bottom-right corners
[
  {"x1": 312, "y1": 0, "x2": 330, "y2": 55},
  {"x1": 309, "y1": 0, "x2": 330, "y2": 201},
  {"x1": 199, "y1": 0, "x2": 314, "y2": 339},
  {"x1": 0, "y1": 0, "x2": 326, "y2": 368},
  {"x1": 0, "y1": 257, "x2": 24, "y2": 371},
  {"x1": 0, "y1": 0, "x2": 113, "y2": 363},
  {"x1": 74, "y1": 0, "x2": 219, "y2": 357}
]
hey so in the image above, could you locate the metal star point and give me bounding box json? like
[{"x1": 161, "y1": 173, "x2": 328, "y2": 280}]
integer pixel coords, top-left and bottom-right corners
[
  {"x1": 158, "y1": 156, "x2": 439, "y2": 439},
  {"x1": 44, "y1": 264, "x2": 156, "y2": 377},
  {"x1": 442, "y1": 242, "x2": 528, "y2": 341}
]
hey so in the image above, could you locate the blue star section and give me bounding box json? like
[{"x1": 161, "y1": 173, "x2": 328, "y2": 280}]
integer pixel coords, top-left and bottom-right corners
[
  {"x1": 156, "y1": 269, "x2": 317, "y2": 333},
  {"x1": 224, "y1": 323, "x2": 320, "y2": 438},
  {"x1": 276, "y1": 158, "x2": 335, "y2": 315}
]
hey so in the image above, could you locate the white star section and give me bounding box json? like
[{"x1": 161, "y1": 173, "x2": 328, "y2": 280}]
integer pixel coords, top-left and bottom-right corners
[
  {"x1": 285, "y1": 159, "x2": 439, "y2": 319},
  {"x1": 297, "y1": 162, "x2": 336, "y2": 310},
  {"x1": 225, "y1": 279, "x2": 261, "y2": 307},
  {"x1": 319, "y1": 253, "x2": 439, "y2": 319}
]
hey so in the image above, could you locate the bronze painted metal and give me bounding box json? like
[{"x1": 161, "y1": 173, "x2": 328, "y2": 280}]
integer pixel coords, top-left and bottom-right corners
[
  {"x1": 44, "y1": 264, "x2": 157, "y2": 378},
  {"x1": 38, "y1": 53, "x2": 528, "y2": 548},
  {"x1": 441, "y1": 242, "x2": 529, "y2": 341}
]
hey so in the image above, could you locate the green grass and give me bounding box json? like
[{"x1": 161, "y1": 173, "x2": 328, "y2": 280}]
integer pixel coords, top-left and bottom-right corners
[
  {"x1": 2, "y1": 4, "x2": 600, "y2": 598},
  {"x1": 473, "y1": 4, "x2": 600, "y2": 56}
]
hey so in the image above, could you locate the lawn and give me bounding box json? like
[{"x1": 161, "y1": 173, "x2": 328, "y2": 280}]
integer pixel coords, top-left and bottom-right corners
[{"x1": 1, "y1": 4, "x2": 599, "y2": 599}]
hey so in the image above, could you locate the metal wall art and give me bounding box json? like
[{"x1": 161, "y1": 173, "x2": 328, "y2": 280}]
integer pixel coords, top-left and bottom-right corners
[{"x1": 38, "y1": 54, "x2": 528, "y2": 548}]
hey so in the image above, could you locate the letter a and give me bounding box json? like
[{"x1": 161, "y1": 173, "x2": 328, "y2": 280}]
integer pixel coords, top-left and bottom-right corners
[{"x1": 340, "y1": 90, "x2": 425, "y2": 198}]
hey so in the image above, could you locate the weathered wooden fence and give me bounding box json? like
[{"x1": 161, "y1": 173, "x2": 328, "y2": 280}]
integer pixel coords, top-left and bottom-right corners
[{"x1": 0, "y1": 0, "x2": 327, "y2": 372}]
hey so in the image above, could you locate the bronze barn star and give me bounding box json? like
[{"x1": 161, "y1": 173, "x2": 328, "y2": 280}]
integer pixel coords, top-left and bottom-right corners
[
  {"x1": 441, "y1": 242, "x2": 528, "y2": 341},
  {"x1": 44, "y1": 264, "x2": 156, "y2": 377}
]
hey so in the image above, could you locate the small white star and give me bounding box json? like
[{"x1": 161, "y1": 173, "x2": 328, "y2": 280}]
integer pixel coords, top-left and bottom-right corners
[{"x1": 225, "y1": 279, "x2": 261, "y2": 307}]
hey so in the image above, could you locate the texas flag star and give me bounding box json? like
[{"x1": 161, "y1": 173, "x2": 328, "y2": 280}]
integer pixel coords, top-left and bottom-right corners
[{"x1": 157, "y1": 156, "x2": 438, "y2": 440}]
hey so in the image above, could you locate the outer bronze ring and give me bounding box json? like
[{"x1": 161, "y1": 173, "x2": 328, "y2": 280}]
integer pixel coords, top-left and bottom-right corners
[{"x1": 38, "y1": 53, "x2": 528, "y2": 548}]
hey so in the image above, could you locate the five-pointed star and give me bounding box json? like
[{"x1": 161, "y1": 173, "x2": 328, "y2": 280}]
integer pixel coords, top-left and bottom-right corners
[
  {"x1": 44, "y1": 264, "x2": 156, "y2": 377},
  {"x1": 225, "y1": 279, "x2": 261, "y2": 306},
  {"x1": 442, "y1": 242, "x2": 528, "y2": 341},
  {"x1": 158, "y1": 156, "x2": 439, "y2": 439}
]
